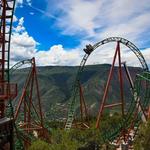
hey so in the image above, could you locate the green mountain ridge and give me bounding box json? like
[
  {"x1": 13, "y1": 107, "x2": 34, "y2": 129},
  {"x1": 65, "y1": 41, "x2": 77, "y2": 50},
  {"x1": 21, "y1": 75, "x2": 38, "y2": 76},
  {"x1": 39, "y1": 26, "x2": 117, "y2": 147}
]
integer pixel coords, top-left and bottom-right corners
[{"x1": 11, "y1": 64, "x2": 142, "y2": 119}]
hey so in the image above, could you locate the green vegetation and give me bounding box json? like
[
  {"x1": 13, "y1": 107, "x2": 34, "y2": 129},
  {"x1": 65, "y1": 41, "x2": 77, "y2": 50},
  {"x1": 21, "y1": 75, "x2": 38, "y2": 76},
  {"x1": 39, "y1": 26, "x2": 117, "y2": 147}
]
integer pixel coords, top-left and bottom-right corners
[
  {"x1": 29, "y1": 129, "x2": 115, "y2": 150},
  {"x1": 12, "y1": 64, "x2": 146, "y2": 149},
  {"x1": 29, "y1": 140, "x2": 51, "y2": 150},
  {"x1": 11, "y1": 64, "x2": 141, "y2": 120},
  {"x1": 134, "y1": 119, "x2": 150, "y2": 150},
  {"x1": 24, "y1": 112, "x2": 150, "y2": 150},
  {"x1": 34, "y1": 113, "x2": 121, "y2": 150}
]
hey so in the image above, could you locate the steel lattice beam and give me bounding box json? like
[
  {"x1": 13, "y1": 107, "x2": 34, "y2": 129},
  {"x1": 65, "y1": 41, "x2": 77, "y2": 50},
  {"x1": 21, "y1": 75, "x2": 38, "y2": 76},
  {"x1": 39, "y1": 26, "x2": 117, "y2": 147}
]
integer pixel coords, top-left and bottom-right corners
[{"x1": 65, "y1": 36, "x2": 149, "y2": 145}]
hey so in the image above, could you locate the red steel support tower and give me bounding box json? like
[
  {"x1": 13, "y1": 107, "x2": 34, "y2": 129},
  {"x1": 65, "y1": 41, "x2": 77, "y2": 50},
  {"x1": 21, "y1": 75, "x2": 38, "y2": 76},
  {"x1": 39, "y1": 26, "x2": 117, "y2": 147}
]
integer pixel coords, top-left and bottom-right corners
[
  {"x1": 0, "y1": 0, "x2": 17, "y2": 149},
  {"x1": 14, "y1": 57, "x2": 47, "y2": 148},
  {"x1": 78, "y1": 81, "x2": 89, "y2": 128},
  {"x1": 96, "y1": 41, "x2": 125, "y2": 128}
]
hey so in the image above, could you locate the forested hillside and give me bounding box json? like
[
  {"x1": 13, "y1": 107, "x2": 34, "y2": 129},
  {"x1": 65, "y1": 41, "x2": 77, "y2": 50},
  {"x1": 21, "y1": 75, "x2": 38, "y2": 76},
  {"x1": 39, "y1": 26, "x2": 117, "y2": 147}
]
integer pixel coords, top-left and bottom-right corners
[{"x1": 11, "y1": 64, "x2": 142, "y2": 119}]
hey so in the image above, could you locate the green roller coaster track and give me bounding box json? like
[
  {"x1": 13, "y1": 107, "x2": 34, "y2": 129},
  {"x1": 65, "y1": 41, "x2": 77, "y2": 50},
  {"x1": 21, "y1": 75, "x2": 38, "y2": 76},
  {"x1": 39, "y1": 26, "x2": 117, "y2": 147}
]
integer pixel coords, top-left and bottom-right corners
[
  {"x1": 106, "y1": 72, "x2": 150, "y2": 142},
  {"x1": 9, "y1": 58, "x2": 33, "y2": 115},
  {"x1": 1, "y1": 0, "x2": 149, "y2": 145},
  {"x1": 102, "y1": 71, "x2": 150, "y2": 142},
  {"x1": 65, "y1": 37, "x2": 150, "y2": 142},
  {"x1": 10, "y1": 59, "x2": 33, "y2": 74},
  {"x1": 9, "y1": 58, "x2": 37, "y2": 149}
]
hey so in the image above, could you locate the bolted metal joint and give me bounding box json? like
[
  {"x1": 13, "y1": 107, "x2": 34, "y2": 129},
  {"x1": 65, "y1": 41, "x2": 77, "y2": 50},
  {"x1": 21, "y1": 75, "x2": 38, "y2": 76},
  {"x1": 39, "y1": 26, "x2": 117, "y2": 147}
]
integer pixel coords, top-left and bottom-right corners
[{"x1": 83, "y1": 44, "x2": 93, "y2": 55}]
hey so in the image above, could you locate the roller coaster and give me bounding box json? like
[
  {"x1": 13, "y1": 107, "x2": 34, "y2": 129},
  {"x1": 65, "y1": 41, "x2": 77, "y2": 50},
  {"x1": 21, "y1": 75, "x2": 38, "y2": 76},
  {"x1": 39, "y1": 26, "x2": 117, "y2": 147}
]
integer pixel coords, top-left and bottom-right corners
[
  {"x1": 0, "y1": 0, "x2": 17, "y2": 149},
  {"x1": 10, "y1": 57, "x2": 50, "y2": 149},
  {"x1": 0, "y1": 1, "x2": 46, "y2": 149},
  {"x1": 65, "y1": 37, "x2": 150, "y2": 145},
  {"x1": 0, "y1": 0, "x2": 150, "y2": 149}
]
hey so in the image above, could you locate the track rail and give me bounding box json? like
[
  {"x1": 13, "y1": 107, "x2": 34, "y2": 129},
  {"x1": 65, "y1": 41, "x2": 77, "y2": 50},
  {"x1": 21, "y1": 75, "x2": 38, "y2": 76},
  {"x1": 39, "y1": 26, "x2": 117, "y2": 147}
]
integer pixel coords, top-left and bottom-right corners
[
  {"x1": 10, "y1": 59, "x2": 33, "y2": 74},
  {"x1": 9, "y1": 58, "x2": 46, "y2": 148},
  {"x1": 103, "y1": 71, "x2": 150, "y2": 142},
  {"x1": 65, "y1": 37, "x2": 149, "y2": 142}
]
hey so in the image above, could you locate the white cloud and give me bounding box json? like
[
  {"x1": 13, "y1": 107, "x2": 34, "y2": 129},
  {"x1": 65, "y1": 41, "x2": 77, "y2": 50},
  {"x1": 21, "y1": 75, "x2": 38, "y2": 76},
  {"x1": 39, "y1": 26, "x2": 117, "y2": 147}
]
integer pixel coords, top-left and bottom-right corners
[
  {"x1": 11, "y1": 0, "x2": 150, "y2": 68},
  {"x1": 35, "y1": 45, "x2": 82, "y2": 66},
  {"x1": 13, "y1": 17, "x2": 25, "y2": 32},
  {"x1": 10, "y1": 17, "x2": 82, "y2": 66},
  {"x1": 45, "y1": 0, "x2": 150, "y2": 68},
  {"x1": 46, "y1": 0, "x2": 150, "y2": 43},
  {"x1": 12, "y1": 17, "x2": 36, "y2": 50},
  {"x1": 86, "y1": 43, "x2": 150, "y2": 70},
  {"x1": 141, "y1": 48, "x2": 150, "y2": 69},
  {"x1": 11, "y1": 18, "x2": 150, "y2": 69},
  {"x1": 16, "y1": 0, "x2": 23, "y2": 7},
  {"x1": 10, "y1": 17, "x2": 150, "y2": 69},
  {"x1": 13, "y1": 15, "x2": 18, "y2": 22},
  {"x1": 16, "y1": 0, "x2": 32, "y2": 7},
  {"x1": 16, "y1": 0, "x2": 23, "y2": 4},
  {"x1": 29, "y1": 12, "x2": 34, "y2": 15},
  {"x1": 10, "y1": 17, "x2": 37, "y2": 65},
  {"x1": 99, "y1": 12, "x2": 150, "y2": 42},
  {"x1": 105, "y1": 0, "x2": 150, "y2": 23},
  {"x1": 47, "y1": 0, "x2": 102, "y2": 36},
  {"x1": 12, "y1": 32, "x2": 36, "y2": 47},
  {"x1": 26, "y1": 0, "x2": 32, "y2": 6}
]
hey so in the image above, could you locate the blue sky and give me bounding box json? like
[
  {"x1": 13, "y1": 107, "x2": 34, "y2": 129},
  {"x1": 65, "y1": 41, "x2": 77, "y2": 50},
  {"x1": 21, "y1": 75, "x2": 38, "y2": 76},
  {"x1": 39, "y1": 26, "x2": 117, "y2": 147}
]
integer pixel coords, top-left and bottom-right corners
[
  {"x1": 15, "y1": 1, "x2": 81, "y2": 50},
  {"x1": 10, "y1": 0, "x2": 150, "y2": 67}
]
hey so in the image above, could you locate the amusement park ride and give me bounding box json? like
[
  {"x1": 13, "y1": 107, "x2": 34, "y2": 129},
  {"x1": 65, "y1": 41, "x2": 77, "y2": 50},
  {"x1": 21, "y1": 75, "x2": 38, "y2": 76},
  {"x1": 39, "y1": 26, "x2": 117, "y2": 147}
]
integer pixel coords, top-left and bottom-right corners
[
  {"x1": 0, "y1": 0, "x2": 17, "y2": 149},
  {"x1": 11, "y1": 57, "x2": 48, "y2": 149},
  {"x1": 0, "y1": 0, "x2": 150, "y2": 149},
  {"x1": 0, "y1": 0, "x2": 46, "y2": 149},
  {"x1": 65, "y1": 37, "x2": 150, "y2": 145}
]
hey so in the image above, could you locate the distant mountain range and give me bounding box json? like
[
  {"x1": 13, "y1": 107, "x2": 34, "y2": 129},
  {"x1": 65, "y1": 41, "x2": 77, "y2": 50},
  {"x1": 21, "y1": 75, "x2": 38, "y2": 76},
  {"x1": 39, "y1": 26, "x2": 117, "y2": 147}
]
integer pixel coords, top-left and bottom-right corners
[{"x1": 11, "y1": 64, "x2": 142, "y2": 119}]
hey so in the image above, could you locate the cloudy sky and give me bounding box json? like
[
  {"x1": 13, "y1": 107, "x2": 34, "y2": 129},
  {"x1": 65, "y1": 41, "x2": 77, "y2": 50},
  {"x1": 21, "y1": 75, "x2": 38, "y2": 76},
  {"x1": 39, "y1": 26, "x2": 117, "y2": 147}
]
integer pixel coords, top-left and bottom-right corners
[{"x1": 10, "y1": 0, "x2": 150, "y2": 68}]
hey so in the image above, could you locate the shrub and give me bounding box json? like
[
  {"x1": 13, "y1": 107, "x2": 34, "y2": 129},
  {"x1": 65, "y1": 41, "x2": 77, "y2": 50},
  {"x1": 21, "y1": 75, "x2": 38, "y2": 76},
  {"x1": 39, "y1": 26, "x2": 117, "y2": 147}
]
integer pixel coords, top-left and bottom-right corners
[{"x1": 29, "y1": 140, "x2": 51, "y2": 150}]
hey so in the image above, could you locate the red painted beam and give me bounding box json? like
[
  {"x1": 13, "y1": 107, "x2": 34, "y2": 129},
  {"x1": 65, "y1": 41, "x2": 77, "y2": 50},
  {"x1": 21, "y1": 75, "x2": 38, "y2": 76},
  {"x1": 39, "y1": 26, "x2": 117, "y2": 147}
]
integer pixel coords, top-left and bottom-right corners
[{"x1": 104, "y1": 103, "x2": 122, "y2": 108}]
